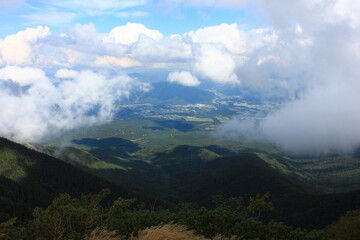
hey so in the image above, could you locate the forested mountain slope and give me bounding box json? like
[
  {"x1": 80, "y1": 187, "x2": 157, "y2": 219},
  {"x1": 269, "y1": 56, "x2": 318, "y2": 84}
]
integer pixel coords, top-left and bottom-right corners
[
  {"x1": 157, "y1": 151, "x2": 360, "y2": 228},
  {"x1": 1, "y1": 137, "x2": 360, "y2": 230},
  {"x1": 0, "y1": 137, "x2": 135, "y2": 222}
]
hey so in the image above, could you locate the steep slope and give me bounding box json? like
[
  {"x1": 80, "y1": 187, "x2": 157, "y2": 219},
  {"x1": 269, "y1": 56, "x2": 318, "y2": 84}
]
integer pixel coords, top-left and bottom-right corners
[
  {"x1": 155, "y1": 151, "x2": 360, "y2": 229},
  {"x1": 0, "y1": 137, "x2": 135, "y2": 222},
  {"x1": 28, "y1": 142, "x2": 360, "y2": 229}
]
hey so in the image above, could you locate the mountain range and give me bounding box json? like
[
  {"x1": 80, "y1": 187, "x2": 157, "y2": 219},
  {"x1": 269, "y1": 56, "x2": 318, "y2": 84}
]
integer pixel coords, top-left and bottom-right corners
[{"x1": 1, "y1": 137, "x2": 360, "y2": 230}]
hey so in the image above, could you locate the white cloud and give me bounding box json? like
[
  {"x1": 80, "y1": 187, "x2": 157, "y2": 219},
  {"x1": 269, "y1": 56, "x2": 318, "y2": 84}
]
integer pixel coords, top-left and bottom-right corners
[
  {"x1": 254, "y1": 0, "x2": 360, "y2": 30},
  {"x1": 47, "y1": 0, "x2": 147, "y2": 15},
  {"x1": 259, "y1": 82, "x2": 360, "y2": 153},
  {"x1": 55, "y1": 69, "x2": 79, "y2": 79},
  {"x1": 66, "y1": 23, "x2": 101, "y2": 50},
  {"x1": 193, "y1": 43, "x2": 239, "y2": 84},
  {"x1": 164, "y1": 0, "x2": 247, "y2": 8},
  {"x1": 215, "y1": 0, "x2": 360, "y2": 153},
  {"x1": 0, "y1": 26, "x2": 50, "y2": 65},
  {"x1": 0, "y1": 66, "x2": 48, "y2": 86},
  {"x1": 0, "y1": 69, "x2": 148, "y2": 142},
  {"x1": 0, "y1": 23, "x2": 274, "y2": 79},
  {"x1": 219, "y1": 81, "x2": 360, "y2": 154},
  {"x1": 20, "y1": 0, "x2": 148, "y2": 26},
  {"x1": 95, "y1": 56, "x2": 142, "y2": 68},
  {"x1": 187, "y1": 24, "x2": 247, "y2": 53},
  {"x1": 116, "y1": 11, "x2": 149, "y2": 18},
  {"x1": 20, "y1": 11, "x2": 77, "y2": 27},
  {"x1": 130, "y1": 34, "x2": 191, "y2": 63},
  {"x1": 108, "y1": 23, "x2": 163, "y2": 45},
  {"x1": 168, "y1": 71, "x2": 200, "y2": 86}
]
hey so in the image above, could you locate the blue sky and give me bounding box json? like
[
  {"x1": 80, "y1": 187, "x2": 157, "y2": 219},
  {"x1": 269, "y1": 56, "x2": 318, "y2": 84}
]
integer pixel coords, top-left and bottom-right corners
[{"x1": 0, "y1": 0, "x2": 259, "y2": 37}]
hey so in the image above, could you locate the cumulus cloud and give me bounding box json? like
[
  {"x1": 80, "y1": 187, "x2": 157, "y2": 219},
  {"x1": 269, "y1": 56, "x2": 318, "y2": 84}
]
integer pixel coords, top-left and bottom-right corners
[
  {"x1": 167, "y1": 71, "x2": 200, "y2": 86},
  {"x1": 193, "y1": 43, "x2": 239, "y2": 84},
  {"x1": 0, "y1": 26, "x2": 50, "y2": 65},
  {"x1": 129, "y1": 34, "x2": 191, "y2": 66},
  {"x1": 187, "y1": 24, "x2": 247, "y2": 53},
  {"x1": 0, "y1": 23, "x2": 267, "y2": 78},
  {"x1": 95, "y1": 56, "x2": 142, "y2": 68},
  {"x1": 108, "y1": 23, "x2": 163, "y2": 45},
  {"x1": 55, "y1": 69, "x2": 79, "y2": 79},
  {"x1": 215, "y1": 0, "x2": 360, "y2": 154},
  {"x1": 0, "y1": 66, "x2": 48, "y2": 86},
  {"x1": 0, "y1": 68, "x2": 148, "y2": 142}
]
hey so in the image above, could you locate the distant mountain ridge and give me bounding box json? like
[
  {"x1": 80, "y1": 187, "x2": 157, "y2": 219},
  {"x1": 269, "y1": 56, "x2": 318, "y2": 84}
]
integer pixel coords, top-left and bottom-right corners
[
  {"x1": 158, "y1": 150, "x2": 360, "y2": 228},
  {"x1": 53, "y1": 142, "x2": 360, "y2": 229},
  {"x1": 139, "y1": 81, "x2": 215, "y2": 104}
]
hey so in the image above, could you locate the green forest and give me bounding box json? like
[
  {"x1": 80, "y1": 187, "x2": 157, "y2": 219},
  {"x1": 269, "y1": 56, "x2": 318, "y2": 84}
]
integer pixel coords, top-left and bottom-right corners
[{"x1": 1, "y1": 190, "x2": 359, "y2": 240}]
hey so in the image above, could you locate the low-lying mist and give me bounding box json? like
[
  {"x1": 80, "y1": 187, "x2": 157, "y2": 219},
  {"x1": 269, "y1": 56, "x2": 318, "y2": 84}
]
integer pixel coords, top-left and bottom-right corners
[{"x1": 0, "y1": 67, "x2": 148, "y2": 142}]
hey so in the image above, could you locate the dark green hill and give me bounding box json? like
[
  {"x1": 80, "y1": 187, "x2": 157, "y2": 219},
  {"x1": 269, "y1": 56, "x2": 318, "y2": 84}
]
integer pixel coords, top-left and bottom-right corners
[
  {"x1": 0, "y1": 137, "x2": 137, "y2": 222},
  {"x1": 25, "y1": 141, "x2": 360, "y2": 230},
  {"x1": 151, "y1": 148, "x2": 360, "y2": 229},
  {"x1": 140, "y1": 81, "x2": 215, "y2": 104}
]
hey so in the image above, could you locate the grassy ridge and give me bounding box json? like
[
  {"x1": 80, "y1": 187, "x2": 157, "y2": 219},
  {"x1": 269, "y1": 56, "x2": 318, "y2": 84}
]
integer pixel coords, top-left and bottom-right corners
[
  {"x1": 165, "y1": 152, "x2": 360, "y2": 228},
  {"x1": 0, "y1": 137, "x2": 141, "y2": 222}
]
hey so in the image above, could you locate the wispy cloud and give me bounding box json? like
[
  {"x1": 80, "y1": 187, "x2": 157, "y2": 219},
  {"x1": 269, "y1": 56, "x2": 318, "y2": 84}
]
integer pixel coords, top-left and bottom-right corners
[
  {"x1": 163, "y1": 0, "x2": 248, "y2": 8},
  {"x1": 48, "y1": 0, "x2": 146, "y2": 12},
  {"x1": 116, "y1": 11, "x2": 149, "y2": 18},
  {"x1": 0, "y1": 0, "x2": 25, "y2": 8},
  {"x1": 20, "y1": 0, "x2": 148, "y2": 26},
  {"x1": 20, "y1": 11, "x2": 77, "y2": 27}
]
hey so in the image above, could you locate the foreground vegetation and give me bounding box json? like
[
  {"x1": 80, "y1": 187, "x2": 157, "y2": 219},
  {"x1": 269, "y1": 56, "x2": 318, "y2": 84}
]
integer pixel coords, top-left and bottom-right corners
[{"x1": 1, "y1": 190, "x2": 359, "y2": 240}]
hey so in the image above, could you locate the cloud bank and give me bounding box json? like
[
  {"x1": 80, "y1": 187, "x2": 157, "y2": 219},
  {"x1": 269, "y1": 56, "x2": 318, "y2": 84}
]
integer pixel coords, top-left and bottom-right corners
[
  {"x1": 0, "y1": 67, "x2": 147, "y2": 142},
  {"x1": 215, "y1": 0, "x2": 360, "y2": 154}
]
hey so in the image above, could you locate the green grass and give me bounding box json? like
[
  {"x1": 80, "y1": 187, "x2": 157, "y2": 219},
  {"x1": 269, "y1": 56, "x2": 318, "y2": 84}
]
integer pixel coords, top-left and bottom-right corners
[
  {"x1": 0, "y1": 148, "x2": 28, "y2": 181},
  {"x1": 284, "y1": 155, "x2": 360, "y2": 192},
  {"x1": 0, "y1": 137, "x2": 140, "y2": 222},
  {"x1": 58, "y1": 147, "x2": 128, "y2": 170}
]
